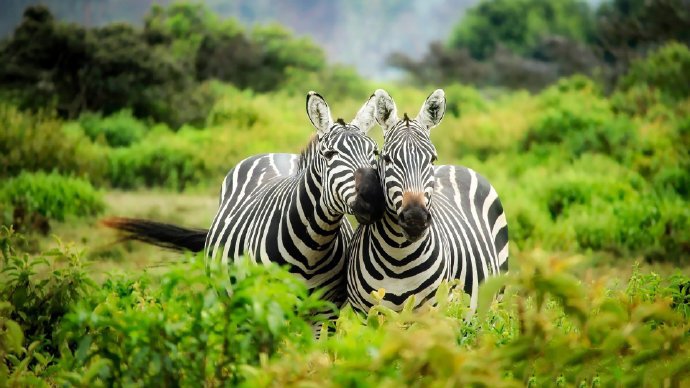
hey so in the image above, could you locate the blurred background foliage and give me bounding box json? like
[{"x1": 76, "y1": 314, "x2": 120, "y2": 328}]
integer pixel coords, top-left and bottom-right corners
[
  {"x1": 0, "y1": 0, "x2": 688, "y2": 259},
  {"x1": 0, "y1": 0, "x2": 689, "y2": 385},
  {"x1": 390, "y1": 0, "x2": 690, "y2": 91}
]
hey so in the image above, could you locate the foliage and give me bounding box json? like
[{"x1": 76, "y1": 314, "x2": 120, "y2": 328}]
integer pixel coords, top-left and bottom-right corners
[
  {"x1": 522, "y1": 78, "x2": 636, "y2": 160},
  {"x1": 1, "y1": 172, "x2": 104, "y2": 223},
  {"x1": 106, "y1": 130, "x2": 213, "y2": 191},
  {"x1": 0, "y1": 104, "x2": 106, "y2": 182},
  {"x1": 78, "y1": 110, "x2": 147, "y2": 148},
  {"x1": 0, "y1": 227, "x2": 95, "y2": 385},
  {"x1": 0, "y1": 3, "x2": 337, "y2": 127},
  {"x1": 596, "y1": 0, "x2": 690, "y2": 69},
  {"x1": 0, "y1": 6, "x2": 199, "y2": 127},
  {"x1": 146, "y1": 3, "x2": 327, "y2": 93},
  {"x1": 393, "y1": 0, "x2": 690, "y2": 91},
  {"x1": 0, "y1": 230, "x2": 330, "y2": 386},
  {"x1": 616, "y1": 42, "x2": 690, "y2": 106},
  {"x1": 2, "y1": 229, "x2": 689, "y2": 386},
  {"x1": 569, "y1": 193, "x2": 690, "y2": 260},
  {"x1": 58, "y1": 257, "x2": 328, "y2": 386},
  {"x1": 282, "y1": 65, "x2": 371, "y2": 101},
  {"x1": 250, "y1": 254, "x2": 690, "y2": 386},
  {"x1": 449, "y1": 0, "x2": 596, "y2": 60}
]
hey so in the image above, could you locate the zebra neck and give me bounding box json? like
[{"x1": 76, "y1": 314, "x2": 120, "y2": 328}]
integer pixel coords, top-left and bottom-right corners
[{"x1": 285, "y1": 162, "x2": 345, "y2": 251}]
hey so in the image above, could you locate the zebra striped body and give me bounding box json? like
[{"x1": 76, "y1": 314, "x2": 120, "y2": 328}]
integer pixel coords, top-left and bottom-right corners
[
  {"x1": 347, "y1": 89, "x2": 509, "y2": 313},
  {"x1": 206, "y1": 150, "x2": 353, "y2": 303},
  {"x1": 206, "y1": 92, "x2": 381, "y2": 306}
]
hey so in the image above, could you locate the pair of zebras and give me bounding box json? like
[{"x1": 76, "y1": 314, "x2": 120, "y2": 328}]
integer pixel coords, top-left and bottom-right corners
[{"x1": 105, "y1": 89, "x2": 509, "y2": 316}]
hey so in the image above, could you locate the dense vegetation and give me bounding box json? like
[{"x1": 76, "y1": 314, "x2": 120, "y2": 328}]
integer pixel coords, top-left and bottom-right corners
[
  {"x1": 390, "y1": 0, "x2": 690, "y2": 90},
  {"x1": 0, "y1": 4, "x2": 362, "y2": 127},
  {"x1": 1, "y1": 227, "x2": 689, "y2": 386},
  {"x1": 1, "y1": 1, "x2": 689, "y2": 385},
  {"x1": 0, "y1": 0, "x2": 467, "y2": 78}
]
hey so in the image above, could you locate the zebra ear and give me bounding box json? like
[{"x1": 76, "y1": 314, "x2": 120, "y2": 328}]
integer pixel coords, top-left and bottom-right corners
[
  {"x1": 350, "y1": 93, "x2": 377, "y2": 134},
  {"x1": 373, "y1": 89, "x2": 398, "y2": 132},
  {"x1": 416, "y1": 89, "x2": 446, "y2": 130},
  {"x1": 306, "y1": 91, "x2": 334, "y2": 137}
]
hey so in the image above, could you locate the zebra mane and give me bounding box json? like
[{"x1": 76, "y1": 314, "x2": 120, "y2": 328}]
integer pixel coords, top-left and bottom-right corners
[{"x1": 297, "y1": 135, "x2": 319, "y2": 171}]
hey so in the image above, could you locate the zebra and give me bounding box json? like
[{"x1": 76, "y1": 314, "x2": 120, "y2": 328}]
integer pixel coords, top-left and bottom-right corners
[
  {"x1": 346, "y1": 89, "x2": 509, "y2": 314},
  {"x1": 104, "y1": 91, "x2": 385, "y2": 309}
]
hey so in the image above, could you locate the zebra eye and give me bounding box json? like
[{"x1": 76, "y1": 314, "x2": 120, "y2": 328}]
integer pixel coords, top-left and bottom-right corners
[
  {"x1": 382, "y1": 154, "x2": 392, "y2": 164},
  {"x1": 431, "y1": 154, "x2": 438, "y2": 164},
  {"x1": 323, "y1": 150, "x2": 338, "y2": 160}
]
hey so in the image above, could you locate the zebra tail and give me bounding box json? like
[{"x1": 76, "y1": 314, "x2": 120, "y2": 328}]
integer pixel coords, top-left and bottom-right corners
[{"x1": 101, "y1": 217, "x2": 207, "y2": 253}]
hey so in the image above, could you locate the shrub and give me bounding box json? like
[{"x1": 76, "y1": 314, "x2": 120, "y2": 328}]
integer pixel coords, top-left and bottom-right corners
[
  {"x1": 629, "y1": 113, "x2": 690, "y2": 199},
  {"x1": 433, "y1": 91, "x2": 537, "y2": 161},
  {"x1": 0, "y1": 229, "x2": 331, "y2": 385},
  {"x1": 58, "y1": 257, "x2": 328, "y2": 386},
  {"x1": 1, "y1": 172, "x2": 104, "y2": 223},
  {"x1": 282, "y1": 65, "x2": 371, "y2": 102},
  {"x1": 542, "y1": 154, "x2": 643, "y2": 220},
  {"x1": 107, "y1": 131, "x2": 213, "y2": 190},
  {"x1": 0, "y1": 104, "x2": 107, "y2": 182},
  {"x1": 617, "y1": 42, "x2": 690, "y2": 106},
  {"x1": 568, "y1": 194, "x2": 690, "y2": 261},
  {"x1": 523, "y1": 84, "x2": 636, "y2": 160},
  {"x1": 443, "y1": 83, "x2": 488, "y2": 118},
  {"x1": 251, "y1": 254, "x2": 690, "y2": 386},
  {"x1": 78, "y1": 110, "x2": 147, "y2": 147},
  {"x1": 205, "y1": 85, "x2": 263, "y2": 128},
  {"x1": 2, "y1": 228, "x2": 690, "y2": 386},
  {"x1": 0, "y1": 227, "x2": 95, "y2": 383}
]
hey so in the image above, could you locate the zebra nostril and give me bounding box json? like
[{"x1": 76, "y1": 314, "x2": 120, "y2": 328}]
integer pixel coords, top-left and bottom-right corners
[
  {"x1": 426, "y1": 212, "x2": 432, "y2": 224},
  {"x1": 399, "y1": 212, "x2": 406, "y2": 223}
]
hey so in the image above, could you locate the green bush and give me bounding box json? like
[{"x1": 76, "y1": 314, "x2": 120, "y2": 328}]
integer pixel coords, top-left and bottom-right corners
[
  {"x1": 0, "y1": 229, "x2": 330, "y2": 385},
  {"x1": 0, "y1": 104, "x2": 107, "y2": 182},
  {"x1": 627, "y1": 111, "x2": 690, "y2": 199},
  {"x1": 542, "y1": 155, "x2": 642, "y2": 220},
  {"x1": 0, "y1": 227, "x2": 95, "y2": 384},
  {"x1": 523, "y1": 84, "x2": 636, "y2": 160},
  {"x1": 568, "y1": 194, "x2": 690, "y2": 261},
  {"x1": 617, "y1": 42, "x2": 690, "y2": 106},
  {"x1": 1, "y1": 229, "x2": 689, "y2": 386},
  {"x1": 251, "y1": 254, "x2": 690, "y2": 386},
  {"x1": 1, "y1": 172, "x2": 104, "y2": 223},
  {"x1": 58, "y1": 257, "x2": 328, "y2": 386},
  {"x1": 443, "y1": 83, "x2": 488, "y2": 118},
  {"x1": 79, "y1": 110, "x2": 147, "y2": 147},
  {"x1": 107, "y1": 131, "x2": 212, "y2": 190},
  {"x1": 205, "y1": 85, "x2": 263, "y2": 128},
  {"x1": 282, "y1": 65, "x2": 370, "y2": 102}
]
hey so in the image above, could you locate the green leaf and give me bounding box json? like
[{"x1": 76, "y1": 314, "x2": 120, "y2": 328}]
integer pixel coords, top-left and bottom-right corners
[{"x1": 477, "y1": 274, "x2": 509, "y2": 320}]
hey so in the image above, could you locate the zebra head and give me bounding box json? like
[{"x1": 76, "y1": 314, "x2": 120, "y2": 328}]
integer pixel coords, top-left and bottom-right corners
[
  {"x1": 373, "y1": 89, "x2": 445, "y2": 242},
  {"x1": 306, "y1": 91, "x2": 385, "y2": 225}
]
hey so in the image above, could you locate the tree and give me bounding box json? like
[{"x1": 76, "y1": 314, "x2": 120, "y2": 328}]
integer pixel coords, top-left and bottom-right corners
[
  {"x1": 448, "y1": 0, "x2": 596, "y2": 60},
  {"x1": 0, "y1": 5, "x2": 203, "y2": 126},
  {"x1": 596, "y1": 0, "x2": 690, "y2": 69}
]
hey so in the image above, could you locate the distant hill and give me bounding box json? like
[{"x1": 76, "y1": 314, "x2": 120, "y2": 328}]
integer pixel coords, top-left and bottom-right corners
[{"x1": 0, "y1": 0, "x2": 476, "y2": 79}]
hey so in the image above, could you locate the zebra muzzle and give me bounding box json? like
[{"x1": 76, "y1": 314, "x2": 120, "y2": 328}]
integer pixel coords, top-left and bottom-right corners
[
  {"x1": 352, "y1": 168, "x2": 385, "y2": 225},
  {"x1": 398, "y1": 205, "x2": 431, "y2": 242}
]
